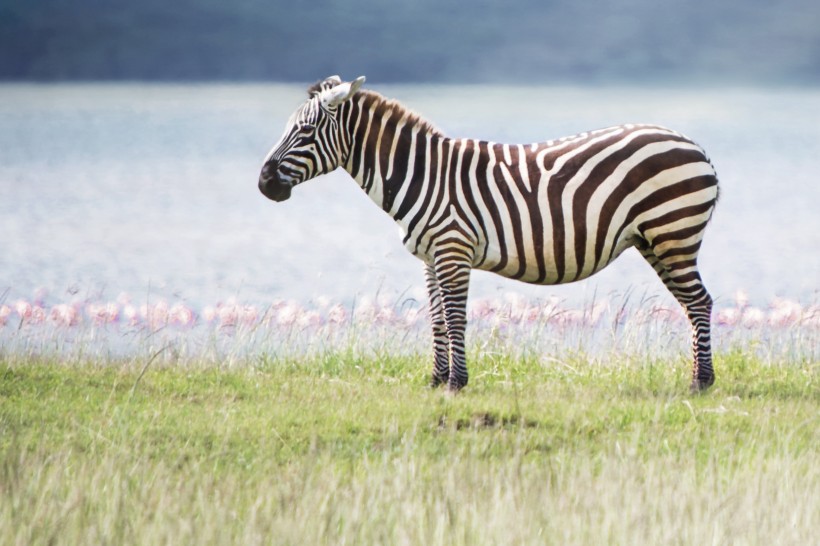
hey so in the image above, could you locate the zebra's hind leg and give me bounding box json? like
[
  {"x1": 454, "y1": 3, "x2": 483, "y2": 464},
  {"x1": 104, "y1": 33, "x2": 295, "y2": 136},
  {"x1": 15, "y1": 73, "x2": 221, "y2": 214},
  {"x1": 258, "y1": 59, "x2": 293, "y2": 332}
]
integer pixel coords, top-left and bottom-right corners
[
  {"x1": 424, "y1": 264, "x2": 450, "y2": 387},
  {"x1": 639, "y1": 246, "x2": 715, "y2": 392}
]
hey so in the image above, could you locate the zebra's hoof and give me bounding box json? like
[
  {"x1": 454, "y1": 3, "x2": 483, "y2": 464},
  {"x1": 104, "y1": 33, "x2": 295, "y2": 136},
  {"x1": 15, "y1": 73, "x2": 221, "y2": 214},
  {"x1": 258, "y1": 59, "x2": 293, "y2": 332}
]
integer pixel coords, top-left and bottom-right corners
[
  {"x1": 446, "y1": 378, "x2": 468, "y2": 393},
  {"x1": 689, "y1": 376, "x2": 715, "y2": 394}
]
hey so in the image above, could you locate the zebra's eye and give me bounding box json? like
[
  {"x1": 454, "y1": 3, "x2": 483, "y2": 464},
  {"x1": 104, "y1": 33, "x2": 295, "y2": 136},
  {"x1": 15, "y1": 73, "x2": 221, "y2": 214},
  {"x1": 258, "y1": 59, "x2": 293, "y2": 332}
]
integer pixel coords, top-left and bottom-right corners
[{"x1": 298, "y1": 123, "x2": 315, "y2": 135}]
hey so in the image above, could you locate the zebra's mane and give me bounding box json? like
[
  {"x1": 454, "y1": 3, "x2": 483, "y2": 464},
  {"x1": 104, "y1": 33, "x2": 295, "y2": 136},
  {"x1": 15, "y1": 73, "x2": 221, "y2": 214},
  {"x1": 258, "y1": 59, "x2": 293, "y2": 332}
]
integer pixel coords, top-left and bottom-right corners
[{"x1": 356, "y1": 90, "x2": 445, "y2": 138}]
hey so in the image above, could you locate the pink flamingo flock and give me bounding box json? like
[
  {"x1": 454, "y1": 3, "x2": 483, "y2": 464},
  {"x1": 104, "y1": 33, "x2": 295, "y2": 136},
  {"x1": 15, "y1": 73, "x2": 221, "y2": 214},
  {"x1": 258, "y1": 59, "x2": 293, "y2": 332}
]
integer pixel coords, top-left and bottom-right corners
[{"x1": 1, "y1": 290, "x2": 817, "y2": 332}]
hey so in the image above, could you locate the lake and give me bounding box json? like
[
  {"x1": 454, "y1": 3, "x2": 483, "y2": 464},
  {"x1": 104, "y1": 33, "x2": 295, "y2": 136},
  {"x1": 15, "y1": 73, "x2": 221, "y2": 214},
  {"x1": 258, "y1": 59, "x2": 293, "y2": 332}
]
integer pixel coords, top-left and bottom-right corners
[{"x1": 1, "y1": 83, "x2": 818, "y2": 311}]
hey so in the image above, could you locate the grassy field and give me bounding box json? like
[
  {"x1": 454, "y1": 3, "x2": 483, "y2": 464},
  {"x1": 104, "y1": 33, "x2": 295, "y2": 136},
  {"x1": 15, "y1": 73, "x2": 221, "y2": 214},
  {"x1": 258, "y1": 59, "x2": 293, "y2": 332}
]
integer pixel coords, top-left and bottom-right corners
[{"x1": 1, "y1": 341, "x2": 817, "y2": 545}]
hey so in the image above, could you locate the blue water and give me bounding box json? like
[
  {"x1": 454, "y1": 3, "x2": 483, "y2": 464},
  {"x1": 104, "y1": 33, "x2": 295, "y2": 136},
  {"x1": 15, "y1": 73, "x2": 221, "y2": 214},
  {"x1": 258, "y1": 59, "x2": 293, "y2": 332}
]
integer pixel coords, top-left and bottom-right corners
[{"x1": 1, "y1": 83, "x2": 818, "y2": 309}]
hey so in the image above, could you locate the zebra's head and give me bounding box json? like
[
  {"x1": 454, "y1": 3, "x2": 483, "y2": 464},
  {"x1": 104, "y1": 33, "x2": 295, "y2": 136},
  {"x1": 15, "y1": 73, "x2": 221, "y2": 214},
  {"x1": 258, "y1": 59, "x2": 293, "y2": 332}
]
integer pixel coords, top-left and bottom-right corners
[{"x1": 258, "y1": 75, "x2": 366, "y2": 202}]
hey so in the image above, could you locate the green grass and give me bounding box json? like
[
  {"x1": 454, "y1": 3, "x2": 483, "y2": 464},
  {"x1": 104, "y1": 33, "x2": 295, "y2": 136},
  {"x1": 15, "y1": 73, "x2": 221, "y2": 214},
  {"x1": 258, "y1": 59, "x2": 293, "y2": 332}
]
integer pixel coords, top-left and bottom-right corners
[{"x1": 1, "y1": 349, "x2": 818, "y2": 545}]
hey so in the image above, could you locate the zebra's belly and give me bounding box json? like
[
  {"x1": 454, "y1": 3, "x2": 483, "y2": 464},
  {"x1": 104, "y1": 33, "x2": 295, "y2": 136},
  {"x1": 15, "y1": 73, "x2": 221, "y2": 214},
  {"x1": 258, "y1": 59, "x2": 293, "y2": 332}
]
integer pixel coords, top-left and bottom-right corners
[
  {"x1": 474, "y1": 232, "x2": 638, "y2": 285},
  {"x1": 401, "y1": 216, "x2": 638, "y2": 284}
]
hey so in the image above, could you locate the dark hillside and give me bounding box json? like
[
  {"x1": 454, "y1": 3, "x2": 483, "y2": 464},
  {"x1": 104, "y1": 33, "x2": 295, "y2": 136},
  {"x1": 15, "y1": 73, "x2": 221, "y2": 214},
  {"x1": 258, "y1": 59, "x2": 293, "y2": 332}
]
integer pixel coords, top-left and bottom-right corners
[{"x1": 1, "y1": 0, "x2": 818, "y2": 83}]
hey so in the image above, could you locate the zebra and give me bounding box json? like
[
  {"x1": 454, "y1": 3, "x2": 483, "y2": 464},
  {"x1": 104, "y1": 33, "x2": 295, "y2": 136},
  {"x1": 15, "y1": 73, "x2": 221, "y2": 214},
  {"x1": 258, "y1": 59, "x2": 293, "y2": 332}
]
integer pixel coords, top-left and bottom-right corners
[{"x1": 258, "y1": 75, "x2": 720, "y2": 393}]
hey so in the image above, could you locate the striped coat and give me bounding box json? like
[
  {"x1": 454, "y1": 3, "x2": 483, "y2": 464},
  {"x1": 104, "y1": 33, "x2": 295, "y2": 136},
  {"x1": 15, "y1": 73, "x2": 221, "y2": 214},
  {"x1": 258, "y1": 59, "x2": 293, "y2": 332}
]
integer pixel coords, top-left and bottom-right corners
[{"x1": 259, "y1": 76, "x2": 719, "y2": 392}]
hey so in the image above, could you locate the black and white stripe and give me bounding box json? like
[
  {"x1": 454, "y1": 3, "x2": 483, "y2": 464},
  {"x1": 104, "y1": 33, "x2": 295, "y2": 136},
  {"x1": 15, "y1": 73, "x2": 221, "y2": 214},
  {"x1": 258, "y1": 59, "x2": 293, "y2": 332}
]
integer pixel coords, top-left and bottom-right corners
[{"x1": 259, "y1": 76, "x2": 720, "y2": 392}]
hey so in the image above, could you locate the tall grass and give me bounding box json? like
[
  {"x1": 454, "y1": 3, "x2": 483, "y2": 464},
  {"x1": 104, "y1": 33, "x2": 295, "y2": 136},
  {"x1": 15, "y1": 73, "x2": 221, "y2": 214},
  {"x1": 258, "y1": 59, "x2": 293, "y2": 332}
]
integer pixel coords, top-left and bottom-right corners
[{"x1": 3, "y1": 421, "x2": 816, "y2": 545}]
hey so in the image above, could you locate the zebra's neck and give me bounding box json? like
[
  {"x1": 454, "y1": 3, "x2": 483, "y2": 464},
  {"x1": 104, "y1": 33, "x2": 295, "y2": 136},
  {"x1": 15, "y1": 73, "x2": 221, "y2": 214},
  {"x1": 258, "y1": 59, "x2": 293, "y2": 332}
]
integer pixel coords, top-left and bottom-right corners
[{"x1": 340, "y1": 90, "x2": 444, "y2": 216}]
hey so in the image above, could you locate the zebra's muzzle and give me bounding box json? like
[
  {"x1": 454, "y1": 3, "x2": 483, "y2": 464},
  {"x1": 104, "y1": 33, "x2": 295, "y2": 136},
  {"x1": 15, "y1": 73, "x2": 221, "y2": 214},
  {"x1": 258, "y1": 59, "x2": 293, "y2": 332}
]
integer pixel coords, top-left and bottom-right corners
[{"x1": 258, "y1": 162, "x2": 292, "y2": 202}]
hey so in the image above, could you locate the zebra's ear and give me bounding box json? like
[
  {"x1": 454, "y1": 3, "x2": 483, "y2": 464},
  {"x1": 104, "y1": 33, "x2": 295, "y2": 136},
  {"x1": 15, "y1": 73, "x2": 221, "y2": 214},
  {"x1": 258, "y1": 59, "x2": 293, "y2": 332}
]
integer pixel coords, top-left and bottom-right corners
[
  {"x1": 324, "y1": 75, "x2": 342, "y2": 86},
  {"x1": 321, "y1": 76, "x2": 366, "y2": 109}
]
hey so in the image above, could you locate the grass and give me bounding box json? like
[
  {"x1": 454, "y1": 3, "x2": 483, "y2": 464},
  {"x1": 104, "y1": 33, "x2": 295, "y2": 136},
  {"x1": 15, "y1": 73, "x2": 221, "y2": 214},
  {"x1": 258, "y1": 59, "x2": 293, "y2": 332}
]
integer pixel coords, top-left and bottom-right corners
[{"x1": 1, "y1": 344, "x2": 817, "y2": 546}]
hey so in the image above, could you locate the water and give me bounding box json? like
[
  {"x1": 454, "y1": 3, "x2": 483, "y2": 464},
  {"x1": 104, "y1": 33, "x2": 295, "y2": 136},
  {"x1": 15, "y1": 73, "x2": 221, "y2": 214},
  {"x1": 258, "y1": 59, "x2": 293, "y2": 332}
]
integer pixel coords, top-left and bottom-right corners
[{"x1": 1, "y1": 83, "x2": 819, "y2": 310}]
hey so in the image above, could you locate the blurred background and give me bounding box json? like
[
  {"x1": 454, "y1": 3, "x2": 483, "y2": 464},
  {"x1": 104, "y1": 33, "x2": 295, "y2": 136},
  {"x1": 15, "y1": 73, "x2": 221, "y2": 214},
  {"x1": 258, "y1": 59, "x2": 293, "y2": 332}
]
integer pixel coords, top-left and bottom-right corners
[
  {"x1": 1, "y1": 0, "x2": 818, "y2": 312},
  {"x1": 2, "y1": 0, "x2": 819, "y2": 85}
]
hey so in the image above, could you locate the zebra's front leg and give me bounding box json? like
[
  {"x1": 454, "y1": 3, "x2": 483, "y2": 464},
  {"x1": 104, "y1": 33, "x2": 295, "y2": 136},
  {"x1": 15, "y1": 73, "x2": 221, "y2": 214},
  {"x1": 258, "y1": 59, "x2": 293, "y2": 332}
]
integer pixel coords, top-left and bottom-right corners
[
  {"x1": 433, "y1": 253, "x2": 472, "y2": 392},
  {"x1": 424, "y1": 264, "x2": 450, "y2": 387}
]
